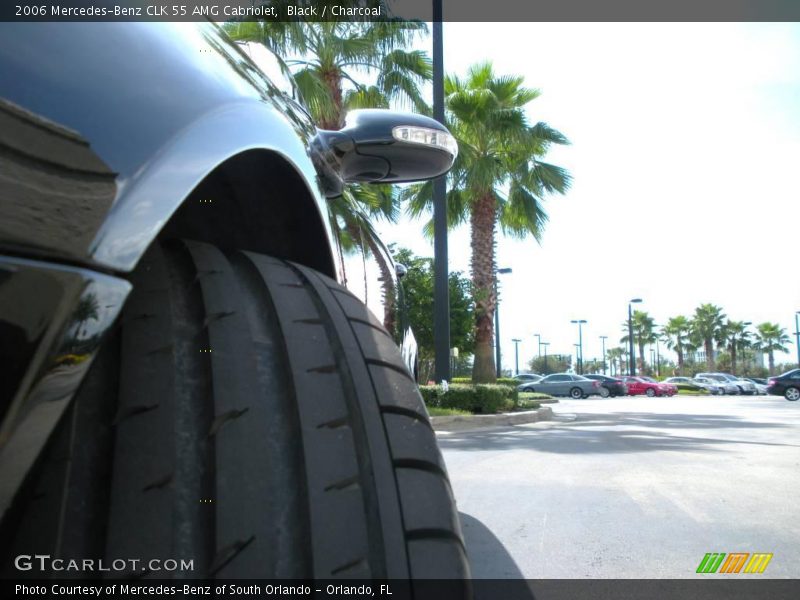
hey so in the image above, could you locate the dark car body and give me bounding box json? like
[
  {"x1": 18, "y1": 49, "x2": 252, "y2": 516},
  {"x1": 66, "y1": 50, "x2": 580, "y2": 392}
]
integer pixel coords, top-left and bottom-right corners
[
  {"x1": 0, "y1": 22, "x2": 456, "y2": 521},
  {"x1": 583, "y1": 374, "x2": 628, "y2": 397},
  {"x1": 520, "y1": 373, "x2": 602, "y2": 399},
  {"x1": 767, "y1": 369, "x2": 800, "y2": 401}
]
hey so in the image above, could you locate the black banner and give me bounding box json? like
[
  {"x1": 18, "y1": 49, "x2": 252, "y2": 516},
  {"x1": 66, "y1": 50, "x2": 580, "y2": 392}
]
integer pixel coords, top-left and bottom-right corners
[
  {"x1": 3, "y1": 579, "x2": 800, "y2": 600},
  {"x1": 3, "y1": 0, "x2": 800, "y2": 23}
]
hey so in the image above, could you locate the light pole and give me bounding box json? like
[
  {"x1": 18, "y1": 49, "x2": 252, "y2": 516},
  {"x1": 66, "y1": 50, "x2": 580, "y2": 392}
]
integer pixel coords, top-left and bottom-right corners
[
  {"x1": 650, "y1": 348, "x2": 656, "y2": 374},
  {"x1": 543, "y1": 345, "x2": 550, "y2": 373},
  {"x1": 574, "y1": 344, "x2": 581, "y2": 372},
  {"x1": 512, "y1": 338, "x2": 522, "y2": 376},
  {"x1": 494, "y1": 267, "x2": 512, "y2": 378},
  {"x1": 571, "y1": 319, "x2": 587, "y2": 375},
  {"x1": 795, "y1": 312, "x2": 800, "y2": 368},
  {"x1": 534, "y1": 333, "x2": 542, "y2": 357},
  {"x1": 432, "y1": 0, "x2": 450, "y2": 382},
  {"x1": 600, "y1": 336, "x2": 608, "y2": 375},
  {"x1": 628, "y1": 298, "x2": 643, "y2": 375}
]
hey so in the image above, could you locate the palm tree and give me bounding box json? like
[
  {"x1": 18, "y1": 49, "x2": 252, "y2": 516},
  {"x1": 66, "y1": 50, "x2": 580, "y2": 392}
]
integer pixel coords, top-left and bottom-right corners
[
  {"x1": 720, "y1": 320, "x2": 750, "y2": 374},
  {"x1": 631, "y1": 310, "x2": 658, "y2": 373},
  {"x1": 606, "y1": 347, "x2": 626, "y2": 376},
  {"x1": 661, "y1": 316, "x2": 692, "y2": 375},
  {"x1": 690, "y1": 303, "x2": 726, "y2": 371},
  {"x1": 225, "y1": 17, "x2": 430, "y2": 129},
  {"x1": 621, "y1": 310, "x2": 657, "y2": 374},
  {"x1": 226, "y1": 14, "x2": 430, "y2": 332},
  {"x1": 404, "y1": 63, "x2": 571, "y2": 382},
  {"x1": 755, "y1": 322, "x2": 790, "y2": 375}
]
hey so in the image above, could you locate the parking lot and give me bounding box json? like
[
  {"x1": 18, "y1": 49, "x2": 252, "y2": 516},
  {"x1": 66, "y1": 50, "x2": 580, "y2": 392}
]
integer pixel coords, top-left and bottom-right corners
[{"x1": 438, "y1": 394, "x2": 800, "y2": 578}]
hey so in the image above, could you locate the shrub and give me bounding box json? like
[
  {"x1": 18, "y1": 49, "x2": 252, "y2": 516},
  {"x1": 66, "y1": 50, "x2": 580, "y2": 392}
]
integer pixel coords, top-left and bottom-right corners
[
  {"x1": 419, "y1": 385, "x2": 440, "y2": 406},
  {"x1": 496, "y1": 377, "x2": 520, "y2": 388},
  {"x1": 418, "y1": 383, "x2": 515, "y2": 414}
]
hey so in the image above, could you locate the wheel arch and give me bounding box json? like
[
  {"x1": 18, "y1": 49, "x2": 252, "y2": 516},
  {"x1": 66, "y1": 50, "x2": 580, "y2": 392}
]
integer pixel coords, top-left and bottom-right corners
[
  {"x1": 89, "y1": 102, "x2": 339, "y2": 280},
  {"x1": 158, "y1": 148, "x2": 337, "y2": 279}
]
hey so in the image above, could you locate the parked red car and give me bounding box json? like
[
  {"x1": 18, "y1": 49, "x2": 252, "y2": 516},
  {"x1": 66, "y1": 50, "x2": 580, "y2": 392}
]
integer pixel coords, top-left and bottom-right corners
[{"x1": 620, "y1": 376, "x2": 677, "y2": 397}]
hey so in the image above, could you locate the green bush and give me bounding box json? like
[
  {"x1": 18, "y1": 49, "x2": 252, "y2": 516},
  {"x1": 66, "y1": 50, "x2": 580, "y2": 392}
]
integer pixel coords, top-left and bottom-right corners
[
  {"x1": 418, "y1": 383, "x2": 515, "y2": 414},
  {"x1": 496, "y1": 377, "x2": 520, "y2": 388},
  {"x1": 451, "y1": 377, "x2": 472, "y2": 384},
  {"x1": 419, "y1": 385, "x2": 439, "y2": 406}
]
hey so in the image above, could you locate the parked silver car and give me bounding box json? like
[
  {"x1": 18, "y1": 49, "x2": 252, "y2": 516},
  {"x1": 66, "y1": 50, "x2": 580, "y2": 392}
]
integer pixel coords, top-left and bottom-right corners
[
  {"x1": 690, "y1": 377, "x2": 728, "y2": 396},
  {"x1": 694, "y1": 375, "x2": 738, "y2": 395},
  {"x1": 519, "y1": 373, "x2": 602, "y2": 399},
  {"x1": 742, "y1": 377, "x2": 768, "y2": 395},
  {"x1": 697, "y1": 372, "x2": 757, "y2": 395},
  {"x1": 664, "y1": 376, "x2": 723, "y2": 395}
]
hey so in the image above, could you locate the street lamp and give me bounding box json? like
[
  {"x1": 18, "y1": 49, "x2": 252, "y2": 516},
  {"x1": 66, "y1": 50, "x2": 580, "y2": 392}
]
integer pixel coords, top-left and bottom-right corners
[
  {"x1": 431, "y1": 0, "x2": 450, "y2": 382},
  {"x1": 574, "y1": 344, "x2": 581, "y2": 373},
  {"x1": 571, "y1": 319, "x2": 587, "y2": 375},
  {"x1": 494, "y1": 267, "x2": 513, "y2": 378},
  {"x1": 541, "y1": 342, "x2": 550, "y2": 374},
  {"x1": 628, "y1": 298, "x2": 643, "y2": 375},
  {"x1": 534, "y1": 333, "x2": 542, "y2": 357},
  {"x1": 599, "y1": 335, "x2": 608, "y2": 375},
  {"x1": 650, "y1": 348, "x2": 656, "y2": 374},
  {"x1": 512, "y1": 338, "x2": 522, "y2": 376},
  {"x1": 795, "y1": 312, "x2": 800, "y2": 368}
]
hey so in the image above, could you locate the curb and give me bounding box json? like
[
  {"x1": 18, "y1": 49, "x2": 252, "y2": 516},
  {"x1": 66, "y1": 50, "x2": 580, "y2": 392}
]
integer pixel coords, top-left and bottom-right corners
[{"x1": 431, "y1": 406, "x2": 554, "y2": 432}]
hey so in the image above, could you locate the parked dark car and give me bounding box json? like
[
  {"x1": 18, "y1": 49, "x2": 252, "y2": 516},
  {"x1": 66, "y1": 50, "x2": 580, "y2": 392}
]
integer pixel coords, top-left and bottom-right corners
[
  {"x1": 520, "y1": 373, "x2": 603, "y2": 399},
  {"x1": 583, "y1": 374, "x2": 628, "y2": 397},
  {"x1": 0, "y1": 23, "x2": 466, "y2": 579},
  {"x1": 767, "y1": 369, "x2": 800, "y2": 401}
]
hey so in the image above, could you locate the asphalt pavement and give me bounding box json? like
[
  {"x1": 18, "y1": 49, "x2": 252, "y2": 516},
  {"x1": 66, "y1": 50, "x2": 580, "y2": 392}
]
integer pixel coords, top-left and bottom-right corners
[{"x1": 437, "y1": 394, "x2": 800, "y2": 578}]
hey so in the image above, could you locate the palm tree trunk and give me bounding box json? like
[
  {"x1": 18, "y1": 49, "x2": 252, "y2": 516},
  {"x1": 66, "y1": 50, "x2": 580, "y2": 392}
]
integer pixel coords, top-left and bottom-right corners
[
  {"x1": 730, "y1": 343, "x2": 737, "y2": 374},
  {"x1": 705, "y1": 339, "x2": 714, "y2": 370},
  {"x1": 470, "y1": 191, "x2": 497, "y2": 383},
  {"x1": 320, "y1": 68, "x2": 344, "y2": 130},
  {"x1": 638, "y1": 340, "x2": 646, "y2": 374},
  {"x1": 677, "y1": 346, "x2": 684, "y2": 375},
  {"x1": 768, "y1": 350, "x2": 775, "y2": 375},
  {"x1": 365, "y1": 235, "x2": 397, "y2": 336}
]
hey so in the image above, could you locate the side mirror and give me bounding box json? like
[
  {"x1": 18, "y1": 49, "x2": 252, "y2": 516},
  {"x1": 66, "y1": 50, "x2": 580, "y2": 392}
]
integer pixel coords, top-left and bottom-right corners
[{"x1": 313, "y1": 109, "x2": 457, "y2": 188}]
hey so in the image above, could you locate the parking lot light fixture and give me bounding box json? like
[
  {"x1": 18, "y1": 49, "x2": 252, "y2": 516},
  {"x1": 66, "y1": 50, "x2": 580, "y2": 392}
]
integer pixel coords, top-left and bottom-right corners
[
  {"x1": 628, "y1": 298, "x2": 643, "y2": 375},
  {"x1": 795, "y1": 312, "x2": 800, "y2": 368},
  {"x1": 541, "y1": 342, "x2": 550, "y2": 374},
  {"x1": 534, "y1": 333, "x2": 542, "y2": 356},
  {"x1": 571, "y1": 319, "x2": 587, "y2": 375},
  {"x1": 600, "y1": 335, "x2": 608, "y2": 374},
  {"x1": 494, "y1": 267, "x2": 513, "y2": 378},
  {"x1": 512, "y1": 338, "x2": 522, "y2": 376}
]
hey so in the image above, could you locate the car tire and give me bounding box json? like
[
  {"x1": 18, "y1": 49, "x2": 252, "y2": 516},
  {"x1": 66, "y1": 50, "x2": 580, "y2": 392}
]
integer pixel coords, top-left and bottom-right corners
[
  {"x1": 599, "y1": 387, "x2": 610, "y2": 398},
  {"x1": 3, "y1": 240, "x2": 469, "y2": 581},
  {"x1": 785, "y1": 387, "x2": 800, "y2": 402},
  {"x1": 569, "y1": 387, "x2": 584, "y2": 399},
  {"x1": 645, "y1": 388, "x2": 656, "y2": 397}
]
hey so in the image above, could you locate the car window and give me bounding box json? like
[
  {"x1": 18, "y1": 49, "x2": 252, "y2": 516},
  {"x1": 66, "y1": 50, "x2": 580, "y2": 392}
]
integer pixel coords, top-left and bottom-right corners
[{"x1": 547, "y1": 375, "x2": 568, "y2": 382}]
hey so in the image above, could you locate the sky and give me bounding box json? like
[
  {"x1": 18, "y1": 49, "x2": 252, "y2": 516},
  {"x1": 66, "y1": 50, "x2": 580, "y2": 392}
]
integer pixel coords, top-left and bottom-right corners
[{"x1": 374, "y1": 22, "x2": 800, "y2": 373}]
